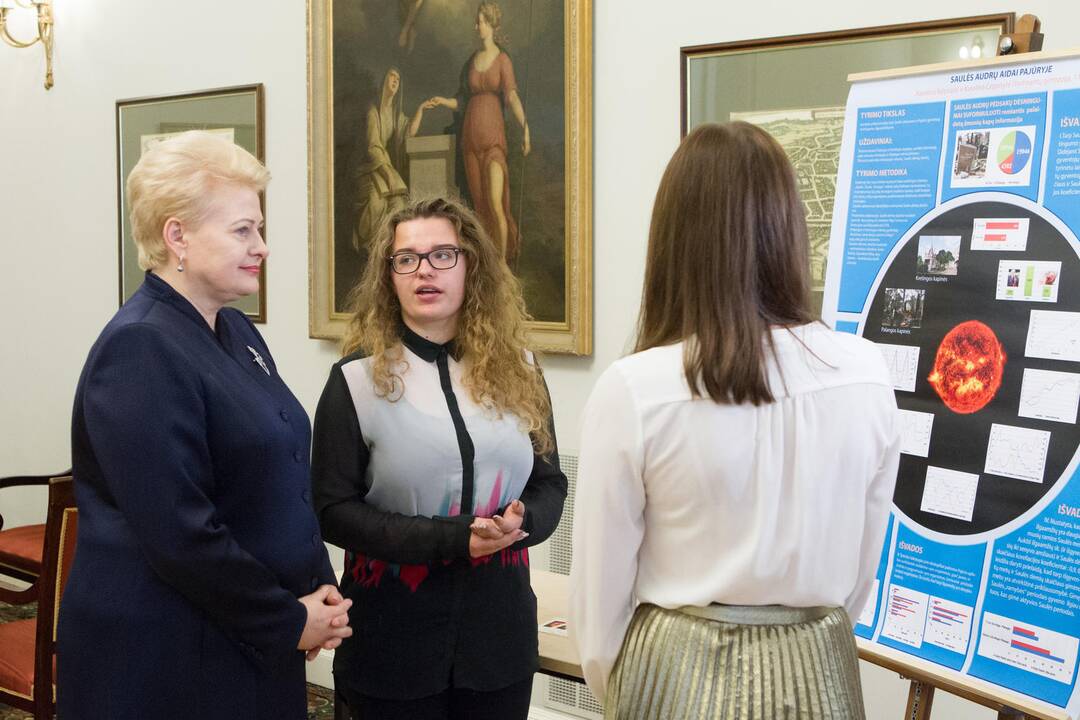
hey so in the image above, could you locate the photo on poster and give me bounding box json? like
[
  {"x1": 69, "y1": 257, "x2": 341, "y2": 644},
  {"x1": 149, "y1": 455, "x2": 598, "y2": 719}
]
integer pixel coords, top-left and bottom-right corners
[
  {"x1": 983, "y1": 423, "x2": 1051, "y2": 484},
  {"x1": 952, "y1": 130, "x2": 990, "y2": 180},
  {"x1": 1025, "y1": 309, "x2": 1080, "y2": 361},
  {"x1": 970, "y1": 218, "x2": 1030, "y2": 251},
  {"x1": 952, "y1": 125, "x2": 1037, "y2": 187},
  {"x1": 1018, "y1": 367, "x2": 1080, "y2": 424},
  {"x1": 996, "y1": 260, "x2": 1060, "y2": 302},
  {"x1": 899, "y1": 408, "x2": 934, "y2": 457},
  {"x1": 916, "y1": 235, "x2": 961, "y2": 275},
  {"x1": 882, "y1": 288, "x2": 926, "y2": 329},
  {"x1": 921, "y1": 465, "x2": 979, "y2": 521}
]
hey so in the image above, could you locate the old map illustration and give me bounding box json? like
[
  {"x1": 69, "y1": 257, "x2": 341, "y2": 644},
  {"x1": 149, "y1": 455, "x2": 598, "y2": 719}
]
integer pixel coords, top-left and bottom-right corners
[{"x1": 731, "y1": 107, "x2": 845, "y2": 314}]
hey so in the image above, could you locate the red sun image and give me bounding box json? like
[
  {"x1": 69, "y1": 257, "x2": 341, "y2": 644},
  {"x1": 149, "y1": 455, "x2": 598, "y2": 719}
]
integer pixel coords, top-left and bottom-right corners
[{"x1": 928, "y1": 320, "x2": 1007, "y2": 414}]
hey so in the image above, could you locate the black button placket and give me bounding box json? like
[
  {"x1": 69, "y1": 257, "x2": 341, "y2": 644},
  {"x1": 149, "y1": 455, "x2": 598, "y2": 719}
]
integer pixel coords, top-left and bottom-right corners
[{"x1": 436, "y1": 349, "x2": 476, "y2": 515}]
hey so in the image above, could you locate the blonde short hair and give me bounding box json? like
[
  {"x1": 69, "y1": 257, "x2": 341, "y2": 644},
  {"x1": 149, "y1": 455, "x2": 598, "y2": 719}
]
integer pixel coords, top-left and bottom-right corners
[{"x1": 126, "y1": 131, "x2": 269, "y2": 271}]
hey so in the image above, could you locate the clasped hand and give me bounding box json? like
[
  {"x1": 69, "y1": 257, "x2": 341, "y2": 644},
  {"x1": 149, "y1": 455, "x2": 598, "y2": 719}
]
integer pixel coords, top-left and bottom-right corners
[
  {"x1": 298, "y1": 584, "x2": 353, "y2": 661},
  {"x1": 468, "y1": 499, "x2": 528, "y2": 558}
]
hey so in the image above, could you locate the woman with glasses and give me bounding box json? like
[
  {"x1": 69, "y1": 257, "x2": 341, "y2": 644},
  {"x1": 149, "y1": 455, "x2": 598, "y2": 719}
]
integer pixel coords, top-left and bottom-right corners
[
  {"x1": 570, "y1": 122, "x2": 901, "y2": 719},
  {"x1": 311, "y1": 196, "x2": 567, "y2": 720}
]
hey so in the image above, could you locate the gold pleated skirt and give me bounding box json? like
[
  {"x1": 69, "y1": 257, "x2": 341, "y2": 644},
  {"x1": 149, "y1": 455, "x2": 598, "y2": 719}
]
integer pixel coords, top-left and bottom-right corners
[{"x1": 605, "y1": 603, "x2": 865, "y2": 720}]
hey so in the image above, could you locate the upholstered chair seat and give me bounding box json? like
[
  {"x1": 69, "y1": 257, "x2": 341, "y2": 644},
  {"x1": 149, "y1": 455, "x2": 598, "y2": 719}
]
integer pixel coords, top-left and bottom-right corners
[{"x1": 0, "y1": 524, "x2": 46, "y2": 580}]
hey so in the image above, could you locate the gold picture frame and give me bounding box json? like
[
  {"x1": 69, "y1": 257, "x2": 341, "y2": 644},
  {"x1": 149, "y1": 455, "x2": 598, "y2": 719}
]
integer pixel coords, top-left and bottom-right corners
[
  {"x1": 307, "y1": 0, "x2": 592, "y2": 354},
  {"x1": 116, "y1": 84, "x2": 267, "y2": 322},
  {"x1": 681, "y1": 14, "x2": 1014, "y2": 318}
]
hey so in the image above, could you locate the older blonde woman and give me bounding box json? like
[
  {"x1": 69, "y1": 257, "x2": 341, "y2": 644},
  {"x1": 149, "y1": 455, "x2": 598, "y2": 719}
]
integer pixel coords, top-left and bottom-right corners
[
  {"x1": 57, "y1": 131, "x2": 352, "y2": 720},
  {"x1": 311, "y1": 196, "x2": 567, "y2": 720}
]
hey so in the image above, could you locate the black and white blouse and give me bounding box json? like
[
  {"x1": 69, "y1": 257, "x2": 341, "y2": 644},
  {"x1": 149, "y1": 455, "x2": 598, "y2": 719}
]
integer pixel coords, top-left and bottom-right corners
[{"x1": 311, "y1": 326, "x2": 567, "y2": 700}]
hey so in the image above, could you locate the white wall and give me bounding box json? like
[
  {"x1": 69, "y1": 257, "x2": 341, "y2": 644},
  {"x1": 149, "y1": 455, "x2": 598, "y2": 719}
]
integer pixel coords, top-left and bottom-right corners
[{"x1": 3, "y1": 1, "x2": 1079, "y2": 717}]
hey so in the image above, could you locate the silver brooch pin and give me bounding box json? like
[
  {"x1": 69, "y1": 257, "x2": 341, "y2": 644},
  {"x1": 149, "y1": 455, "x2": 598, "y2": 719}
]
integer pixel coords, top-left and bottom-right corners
[{"x1": 247, "y1": 345, "x2": 270, "y2": 376}]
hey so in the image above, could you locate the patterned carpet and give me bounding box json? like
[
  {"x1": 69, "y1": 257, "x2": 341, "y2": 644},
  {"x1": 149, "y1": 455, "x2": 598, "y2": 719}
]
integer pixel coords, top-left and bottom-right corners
[{"x1": 0, "y1": 601, "x2": 336, "y2": 719}]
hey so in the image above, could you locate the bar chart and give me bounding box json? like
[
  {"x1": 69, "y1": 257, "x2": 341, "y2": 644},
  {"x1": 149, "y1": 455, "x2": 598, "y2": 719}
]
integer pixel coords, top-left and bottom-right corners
[{"x1": 977, "y1": 612, "x2": 1079, "y2": 684}]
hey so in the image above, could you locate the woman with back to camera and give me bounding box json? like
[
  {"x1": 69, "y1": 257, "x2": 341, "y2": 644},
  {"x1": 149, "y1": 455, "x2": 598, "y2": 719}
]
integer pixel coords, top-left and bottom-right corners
[
  {"x1": 58, "y1": 131, "x2": 351, "y2": 720},
  {"x1": 311, "y1": 196, "x2": 567, "y2": 720},
  {"x1": 569, "y1": 122, "x2": 901, "y2": 719}
]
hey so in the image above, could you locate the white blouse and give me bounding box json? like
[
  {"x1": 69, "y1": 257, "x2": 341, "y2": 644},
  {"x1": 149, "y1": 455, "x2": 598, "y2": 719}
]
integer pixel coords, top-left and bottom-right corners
[{"x1": 569, "y1": 324, "x2": 901, "y2": 697}]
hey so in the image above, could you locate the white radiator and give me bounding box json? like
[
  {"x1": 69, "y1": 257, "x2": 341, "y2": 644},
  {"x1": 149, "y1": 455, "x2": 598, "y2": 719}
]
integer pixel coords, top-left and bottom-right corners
[{"x1": 538, "y1": 454, "x2": 604, "y2": 720}]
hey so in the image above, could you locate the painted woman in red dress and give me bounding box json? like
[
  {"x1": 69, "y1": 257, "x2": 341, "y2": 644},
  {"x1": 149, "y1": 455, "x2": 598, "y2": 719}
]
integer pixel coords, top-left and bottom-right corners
[{"x1": 427, "y1": 2, "x2": 530, "y2": 264}]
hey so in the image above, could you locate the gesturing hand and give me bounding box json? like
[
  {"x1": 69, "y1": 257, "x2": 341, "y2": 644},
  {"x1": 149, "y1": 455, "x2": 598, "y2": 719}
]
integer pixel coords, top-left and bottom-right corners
[
  {"x1": 298, "y1": 585, "x2": 353, "y2": 659},
  {"x1": 469, "y1": 500, "x2": 528, "y2": 558},
  {"x1": 492, "y1": 499, "x2": 525, "y2": 534}
]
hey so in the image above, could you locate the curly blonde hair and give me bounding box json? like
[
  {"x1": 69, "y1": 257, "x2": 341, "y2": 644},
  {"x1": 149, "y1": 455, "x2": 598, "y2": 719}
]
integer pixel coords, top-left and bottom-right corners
[{"x1": 342, "y1": 196, "x2": 553, "y2": 454}]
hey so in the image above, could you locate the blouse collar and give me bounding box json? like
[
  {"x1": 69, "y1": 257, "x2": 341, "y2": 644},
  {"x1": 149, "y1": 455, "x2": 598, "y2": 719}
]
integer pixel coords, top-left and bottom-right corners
[{"x1": 400, "y1": 322, "x2": 459, "y2": 363}]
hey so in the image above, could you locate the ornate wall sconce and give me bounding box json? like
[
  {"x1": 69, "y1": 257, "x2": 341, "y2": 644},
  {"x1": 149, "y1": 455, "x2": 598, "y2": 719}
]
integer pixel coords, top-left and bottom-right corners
[{"x1": 0, "y1": 0, "x2": 54, "y2": 90}]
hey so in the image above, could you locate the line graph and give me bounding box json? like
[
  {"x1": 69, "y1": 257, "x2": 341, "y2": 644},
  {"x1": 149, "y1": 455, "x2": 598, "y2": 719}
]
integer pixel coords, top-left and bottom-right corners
[
  {"x1": 1019, "y1": 368, "x2": 1080, "y2": 424},
  {"x1": 899, "y1": 409, "x2": 934, "y2": 457},
  {"x1": 1026, "y1": 310, "x2": 1080, "y2": 362},
  {"x1": 877, "y1": 343, "x2": 920, "y2": 392},
  {"x1": 983, "y1": 423, "x2": 1050, "y2": 484}
]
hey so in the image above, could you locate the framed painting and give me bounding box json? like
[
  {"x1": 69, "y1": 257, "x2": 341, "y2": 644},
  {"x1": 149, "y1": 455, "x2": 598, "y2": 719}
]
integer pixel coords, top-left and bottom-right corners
[
  {"x1": 682, "y1": 14, "x2": 1014, "y2": 317},
  {"x1": 309, "y1": 0, "x2": 592, "y2": 354},
  {"x1": 116, "y1": 84, "x2": 267, "y2": 322}
]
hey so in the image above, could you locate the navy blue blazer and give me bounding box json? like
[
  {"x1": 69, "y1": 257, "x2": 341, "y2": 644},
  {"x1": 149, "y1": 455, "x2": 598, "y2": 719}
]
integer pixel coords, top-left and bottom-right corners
[{"x1": 57, "y1": 273, "x2": 334, "y2": 720}]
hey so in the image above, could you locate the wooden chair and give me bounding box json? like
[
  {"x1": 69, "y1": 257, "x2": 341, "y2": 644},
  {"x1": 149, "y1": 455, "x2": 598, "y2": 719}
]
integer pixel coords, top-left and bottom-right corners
[
  {"x1": 0, "y1": 475, "x2": 77, "y2": 719},
  {"x1": 0, "y1": 470, "x2": 69, "y2": 585}
]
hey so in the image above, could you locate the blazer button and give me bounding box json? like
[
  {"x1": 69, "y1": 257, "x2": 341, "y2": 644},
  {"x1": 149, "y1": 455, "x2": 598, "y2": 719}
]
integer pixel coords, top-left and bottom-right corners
[
  {"x1": 310, "y1": 576, "x2": 319, "y2": 591},
  {"x1": 280, "y1": 410, "x2": 290, "y2": 422},
  {"x1": 294, "y1": 450, "x2": 303, "y2": 463},
  {"x1": 302, "y1": 489, "x2": 311, "y2": 503},
  {"x1": 311, "y1": 532, "x2": 320, "y2": 548}
]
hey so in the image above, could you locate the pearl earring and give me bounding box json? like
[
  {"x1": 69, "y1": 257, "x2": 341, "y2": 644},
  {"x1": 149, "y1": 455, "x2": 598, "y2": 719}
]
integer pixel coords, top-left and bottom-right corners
[{"x1": 177, "y1": 255, "x2": 186, "y2": 273}]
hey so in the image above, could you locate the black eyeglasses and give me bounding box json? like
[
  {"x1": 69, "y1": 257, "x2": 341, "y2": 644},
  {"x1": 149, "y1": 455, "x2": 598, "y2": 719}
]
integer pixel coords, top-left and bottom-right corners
[{"x1": 388, "y1": 247, "x2": 463, "y2": 275}]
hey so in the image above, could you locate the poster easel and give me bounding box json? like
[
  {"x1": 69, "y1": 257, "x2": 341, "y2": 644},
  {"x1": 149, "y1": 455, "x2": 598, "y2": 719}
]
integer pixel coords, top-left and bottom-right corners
[{"x1": 826, "y1": 33, "x2": 1080, "y2": 720}]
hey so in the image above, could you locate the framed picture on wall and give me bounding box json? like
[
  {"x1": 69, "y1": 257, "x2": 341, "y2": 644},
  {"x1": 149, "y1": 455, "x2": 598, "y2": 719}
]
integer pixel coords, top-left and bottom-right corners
[
  {"x1": 308, "y1": 0, "x2": 593, "y2": 354},
  {"x1": 116, "y1": 84, "x2": 267, "y2": 322},
  {"x1": 682, "y1": 14, "x2": 1014, "y2": 317}
]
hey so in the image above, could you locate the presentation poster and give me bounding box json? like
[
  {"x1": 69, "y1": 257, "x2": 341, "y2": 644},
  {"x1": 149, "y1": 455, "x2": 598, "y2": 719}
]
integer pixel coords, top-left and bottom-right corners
[{"x1": 823, "y1": 51, "x2": 1080, "y2": 718}]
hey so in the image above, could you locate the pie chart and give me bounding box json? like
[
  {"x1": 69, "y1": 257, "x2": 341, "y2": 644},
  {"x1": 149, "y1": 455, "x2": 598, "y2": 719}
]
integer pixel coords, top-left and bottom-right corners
[{"x1": 997, "y1": 130, "x2": 1032, "y2": 175}]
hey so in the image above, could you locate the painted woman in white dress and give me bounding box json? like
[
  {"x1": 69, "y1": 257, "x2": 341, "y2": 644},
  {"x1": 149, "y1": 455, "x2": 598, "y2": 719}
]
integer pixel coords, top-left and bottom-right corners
[{"x1": 353, "y1": 67, "x2": 429, "y2": 251}]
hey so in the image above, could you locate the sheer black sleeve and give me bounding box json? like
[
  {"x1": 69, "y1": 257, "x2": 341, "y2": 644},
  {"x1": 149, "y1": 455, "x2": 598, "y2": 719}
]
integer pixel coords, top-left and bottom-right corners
[{"x1": 513, "y1": 377, "x2": 568, "y2": 548}]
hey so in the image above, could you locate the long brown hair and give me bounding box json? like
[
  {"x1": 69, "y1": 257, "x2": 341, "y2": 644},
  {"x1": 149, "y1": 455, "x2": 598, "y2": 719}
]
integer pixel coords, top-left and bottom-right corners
[
  {"x1": 342, "y1": 196, "x2": 553, "y2": 454},
  {"x1": 635, "y1": 122, "x2": 814, "y2": 405}
]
